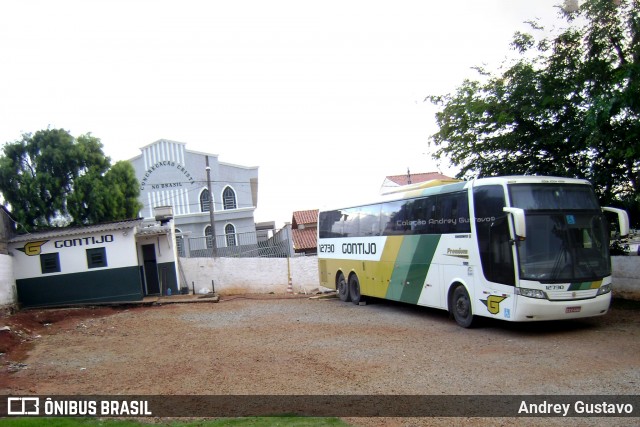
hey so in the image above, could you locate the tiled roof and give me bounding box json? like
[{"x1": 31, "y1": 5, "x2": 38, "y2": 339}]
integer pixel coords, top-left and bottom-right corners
[
  {"x1": 292, "y1": 227, "x2": 317, "y2": 251},
  {"x1": 9, "y1": 218, "x2": 143, "y2": 243},
  {"x1": 385, "y1": 172, "x2": 453, "y2": 186},
  {"x1": 292, "y1": 209, "x2": 318, "y2": 228}
]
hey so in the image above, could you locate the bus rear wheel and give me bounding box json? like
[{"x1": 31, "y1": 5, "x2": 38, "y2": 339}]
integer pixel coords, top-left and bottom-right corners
[
  {"x1": 452, "y1": 286, "x2": 475, "y2": 328},
  {"x1": 349, "y1": 274, "x2": 363, "y2": 305},
  {"x1": 337, "y1": 273, "x2": 350, "y2": 302}
]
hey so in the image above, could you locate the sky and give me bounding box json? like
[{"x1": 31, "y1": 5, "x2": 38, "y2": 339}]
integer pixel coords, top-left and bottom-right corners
[{"x1": 0, "y1": 0, "x2": 567, "y2": 227}]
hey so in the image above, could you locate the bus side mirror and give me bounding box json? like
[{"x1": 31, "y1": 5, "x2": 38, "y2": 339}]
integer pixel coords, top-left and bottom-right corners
[
  {"x1": 602, "y1": 207, "x2": 630, "y2": 237},
  {"x1": 503, "y1": 207, "x2": 526, "y2": 241}
]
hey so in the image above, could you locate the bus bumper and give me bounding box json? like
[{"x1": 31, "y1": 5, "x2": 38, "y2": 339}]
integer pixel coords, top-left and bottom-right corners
[{"x1": 511, "y1": 293, "x2": 612, "y2": 322}]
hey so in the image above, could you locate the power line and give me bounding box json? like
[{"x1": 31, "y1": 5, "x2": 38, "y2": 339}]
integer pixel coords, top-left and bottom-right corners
[
  {"x1": 137, "y1": 185, "x2": 256, "y2": 212},
  {"x1": 140, "y1": 179, "x2": 256, "y2": 186}
]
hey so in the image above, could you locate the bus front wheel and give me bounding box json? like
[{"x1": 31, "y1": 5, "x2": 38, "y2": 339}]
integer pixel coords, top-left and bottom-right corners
[
  {"x1": 452, "y1": 286, "x2": 475, "y2": 328},
  {"x1": 337, "y1": 273, "x2": 350, "y2": 302},
  {"x1": 349, "y1": 274, "x2": 363, "y2": 305}
]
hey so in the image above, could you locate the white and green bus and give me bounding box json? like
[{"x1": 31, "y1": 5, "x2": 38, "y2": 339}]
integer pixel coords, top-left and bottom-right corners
[{"x1": 317, "y1": 176, "x2": 630, "y2": 327}]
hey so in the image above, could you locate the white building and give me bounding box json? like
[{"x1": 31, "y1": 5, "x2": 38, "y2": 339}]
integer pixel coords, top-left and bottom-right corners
[
  {"x1": 129, "y1": 139, "x2": 259, "y2": 256},
  {"x1": 8, "y1": 217, "x2": 179, "y2": 308}
]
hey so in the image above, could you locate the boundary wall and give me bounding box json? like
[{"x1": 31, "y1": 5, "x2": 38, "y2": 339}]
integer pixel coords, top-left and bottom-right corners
[
  {"x1": 180, "y1": 256, "x2": 640, "y2": 300},
  {"x1": 1, "y1": 255, "x2": 638, "y2": 307},
  {"x1": 0, "y1": 254, "x2": 15, "y2": 311},
  {"x1": 179, "y1": 256, "x2": 323, "y2": 295},
  {"x1": 612, "y1": 256, "x2": 640, "y2": 301}
]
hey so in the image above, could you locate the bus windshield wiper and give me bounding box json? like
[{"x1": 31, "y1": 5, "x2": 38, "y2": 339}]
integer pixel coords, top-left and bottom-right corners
[{"x1": 550, "y1": 226, "x2": 570, "y2": 280}]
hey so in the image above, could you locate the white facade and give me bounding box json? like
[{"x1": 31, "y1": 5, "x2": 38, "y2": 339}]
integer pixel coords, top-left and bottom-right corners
[
  {"x1": 10, "y1": 227, "x2": 138, "y2": 281},
  {"x1": 8, "y1": 219, "x2": 180, "y2": 308},
  {"x1": 129, "y1": 140, "x2": 259, "y2": 254},
  {"x1": 0, "y1": 254, "x2": 14, "y2": 308}
]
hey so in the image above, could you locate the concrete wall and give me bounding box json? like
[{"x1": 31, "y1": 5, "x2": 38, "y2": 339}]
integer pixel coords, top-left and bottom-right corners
[
  {"x1": 179, "y1": 256, "x2": 322, "y2": 295},
  {"x1": 0, "y1": 252, "x2": 634, "y2": 304},
  {"x1": 0, "y1": 254, "x2": 16, "y2": 310},
  {"x1": 612, "y1": 256, "x2": 640, "y2": 301},
  {"x1": 180, "y1": 255, "x2": 640, "y2": 301}
]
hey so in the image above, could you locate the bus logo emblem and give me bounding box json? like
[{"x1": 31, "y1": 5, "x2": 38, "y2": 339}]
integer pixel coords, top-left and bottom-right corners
[
  {"x1": 481, "y1": 295, "x2": 507, "y2": 315},
  {"x1": 16, "y1": 240, "x2": 49, "y2": 256}
]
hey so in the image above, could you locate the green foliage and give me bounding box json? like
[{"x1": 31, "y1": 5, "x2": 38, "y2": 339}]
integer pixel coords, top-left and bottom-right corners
[
  {"x1": 429, "y1": 0, "x2": 639, "y2": 223},
  {"x1": 0, "y1": 129, "x2": 142, "y2": 231}
]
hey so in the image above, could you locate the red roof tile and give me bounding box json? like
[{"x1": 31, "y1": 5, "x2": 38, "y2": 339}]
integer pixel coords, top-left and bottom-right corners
[
  {"x1": 292, "y1": 209, "x2": 318, "y2": 228},
  {"x1": 292, "y1": 227, "x2": 317, "y2": 251},
  {"x1": 385, "y1": 172, "x2": 453, "y2": 186}
]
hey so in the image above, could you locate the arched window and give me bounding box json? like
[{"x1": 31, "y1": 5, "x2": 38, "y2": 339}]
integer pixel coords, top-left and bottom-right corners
[
  {"x1": 223, "y1": 186, "x2": 237, "y2": 210},
  {"x1": 204, "y1": 225, "x2": 213, "y2": 249},
  {"x1": 200, "y1": 189, "x2": 211, "y2": 212},
  {"x1": 225, "y1": 223, "x2": 237, "y2": 247},
  {"x1": 175, "y1": 228, "x2": 185, "y2": 257}
]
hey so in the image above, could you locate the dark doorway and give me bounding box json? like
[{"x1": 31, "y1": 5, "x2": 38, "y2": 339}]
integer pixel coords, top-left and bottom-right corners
[{"x1": 142, "y1": 244, "x2": 160, "y2": 295}]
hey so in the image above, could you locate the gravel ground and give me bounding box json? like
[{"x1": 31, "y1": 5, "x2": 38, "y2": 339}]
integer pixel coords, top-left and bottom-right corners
[{"x1": 1, "y1": 294, "x2": 639, "y2": 426}]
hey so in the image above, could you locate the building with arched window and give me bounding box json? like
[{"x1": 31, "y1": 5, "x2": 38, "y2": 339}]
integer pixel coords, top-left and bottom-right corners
[
  {"x1": 129, "y1": 140, "x2": 259, "y2": 255},
  {"x1": 225, "y1": 223, "x2": 237, "y2": 247},
  {"x1": 223, "y1": 186, "x2": 237, "y2": 210}
]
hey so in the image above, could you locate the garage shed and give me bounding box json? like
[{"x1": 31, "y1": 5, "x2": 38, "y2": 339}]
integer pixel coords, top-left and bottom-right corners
[{"x1": 8, "y1": 216, "x2": 179, "y2": 308}]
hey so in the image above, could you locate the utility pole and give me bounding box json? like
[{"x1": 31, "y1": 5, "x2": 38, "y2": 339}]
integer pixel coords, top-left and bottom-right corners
[{"x1": 205, "y1": 156, "x2": 217, "y2": 256}]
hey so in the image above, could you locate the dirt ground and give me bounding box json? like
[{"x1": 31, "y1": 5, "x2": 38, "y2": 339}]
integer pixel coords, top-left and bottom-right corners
[{"x1": 1, "y1": 294, "x2": 639, "y2": 425}]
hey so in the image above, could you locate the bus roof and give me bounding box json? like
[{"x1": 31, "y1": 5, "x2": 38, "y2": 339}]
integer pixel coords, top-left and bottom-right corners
[
  {"x1": 319, "y1": 175, "x2": 593, "y2": 212},
  {"x1": 380, "y1": 178, "x2": 463, "y2": 195},
  {"x1": 474, "y1": 175, "x2": 591, "y2": 186}
]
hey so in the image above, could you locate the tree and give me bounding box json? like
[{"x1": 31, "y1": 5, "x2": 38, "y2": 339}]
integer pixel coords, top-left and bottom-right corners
[
  {"x1": 0, "y1": 128, "x2": 142, "y2": 231},
  {"x1": 428, "y1": 0, "x2": 639, "y2": 224}
]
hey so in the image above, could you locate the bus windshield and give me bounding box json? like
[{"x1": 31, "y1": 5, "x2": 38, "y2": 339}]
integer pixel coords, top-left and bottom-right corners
[{"x1": 509, "y1": 184, "x2": 610, "y2": 282}]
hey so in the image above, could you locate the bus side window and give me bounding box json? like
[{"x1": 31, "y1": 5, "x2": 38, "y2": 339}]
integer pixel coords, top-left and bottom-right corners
[
  {"x1": 411, "y1": 197, "x2": 434, "y2": 234},
  {"x1": 455, "y1": 192, "x2": 471, "y2": 233},
  {"x1": 435, "y1": 192, "x2": 471, "y2": 234},
  {"x1": 360, "y1": 204, "x2": 382, "y2": 236},
  {"x1": 342, "y1": 208, "x2": 360, "y2": 238},
  {"x1": 381, "y1": 200, "x2": 406, "y2": 235},
  {"x1": 473, "y1": 185, "x2": 515, "y2": 286},
  {"x1": 319, "y1": 210, "x2": 343, "y2": 238},
  {"x1": 435, "y1": 194, "x2": 455, "y2": 233}
]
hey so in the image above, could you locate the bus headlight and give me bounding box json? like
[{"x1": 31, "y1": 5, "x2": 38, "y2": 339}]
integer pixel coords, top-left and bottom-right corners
[
  {"x1": 596, "y1": 284, "x2": 612, "y2": 296},
  {"x1": 515, "y1": 287, "x2": 547, "y2": 299}
]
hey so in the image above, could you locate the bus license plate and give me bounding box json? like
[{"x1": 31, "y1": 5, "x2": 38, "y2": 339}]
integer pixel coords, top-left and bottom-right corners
[{"x1": 566, "y1": 306, "x2": 581, "y2": 313}]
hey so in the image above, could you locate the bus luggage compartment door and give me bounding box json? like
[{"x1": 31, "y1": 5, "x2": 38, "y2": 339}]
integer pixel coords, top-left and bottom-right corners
[{"x1": 418, "y1": 264, "x2": 444, "y2": 308}]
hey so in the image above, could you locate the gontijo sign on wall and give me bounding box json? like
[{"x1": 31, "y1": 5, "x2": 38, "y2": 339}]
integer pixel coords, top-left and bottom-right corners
[{"x1": 16, "y1": 235, "x2": 116, "y2": 256}]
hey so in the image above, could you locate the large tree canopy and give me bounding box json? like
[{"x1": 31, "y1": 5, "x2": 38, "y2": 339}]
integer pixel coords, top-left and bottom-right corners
[
  {"x1": 429, "y1": 0, "x2": 639, "y2": 221},
  {"x1": 0, "y1": 128, "x2": 142, "y2": 231}
]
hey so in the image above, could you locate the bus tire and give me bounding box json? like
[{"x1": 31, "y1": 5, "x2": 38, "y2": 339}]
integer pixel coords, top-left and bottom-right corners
[
  {"x1": 452, "y1": 286, "x2": 475, "y2": 328},
  {"x1": 349, "y1": 274, "x2": 363, "y2": 305},
  {"x1": 337, "y1": 272, "x2": 350, "y2": 302}
]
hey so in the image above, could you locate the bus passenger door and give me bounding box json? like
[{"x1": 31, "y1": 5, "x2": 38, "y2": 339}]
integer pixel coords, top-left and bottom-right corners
[{"x1": 418, "y1": 264, "x2": 444, "y2": 308}]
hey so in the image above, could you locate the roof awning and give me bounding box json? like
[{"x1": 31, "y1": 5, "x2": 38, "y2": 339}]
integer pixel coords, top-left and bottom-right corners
[
  {"x1": 9, "y1": 218, "x2": 143, "y2": 243},
  {"x1": 135, "y1": 225, "x2": 172, "y2": 237}
]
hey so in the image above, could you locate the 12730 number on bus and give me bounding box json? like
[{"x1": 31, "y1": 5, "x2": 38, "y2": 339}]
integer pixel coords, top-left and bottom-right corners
[{"x1": 319, "y1": 244, "x2": 335, "y2": 253}]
